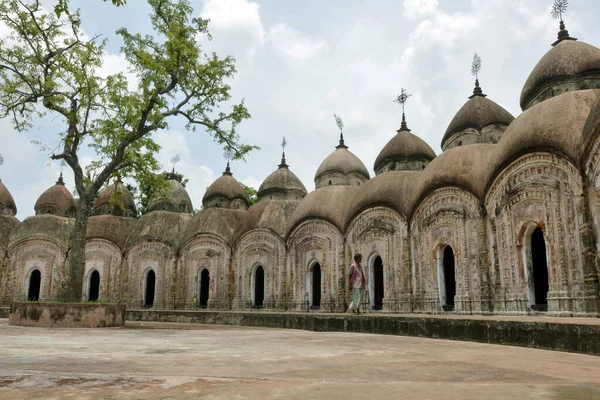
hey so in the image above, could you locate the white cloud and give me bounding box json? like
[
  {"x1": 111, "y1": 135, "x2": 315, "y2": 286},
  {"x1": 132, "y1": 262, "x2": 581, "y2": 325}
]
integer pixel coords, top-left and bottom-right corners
[
  {"x1": 403, "y1": 0, "x2": 439, "y2": 20},
  {"x1": 267, "y1": 23, "x2": 328, "y2": 62}
]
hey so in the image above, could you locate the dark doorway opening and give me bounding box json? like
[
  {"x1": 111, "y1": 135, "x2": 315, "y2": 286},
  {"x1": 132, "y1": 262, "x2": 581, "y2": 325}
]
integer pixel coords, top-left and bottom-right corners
[
  {"x1": 28, "y1": 269, "x2": 41, "y2": 301},
  {"x1": 144, "y1": 270, "x2": 156, "y2": 307},
  {"x1": 199, "y1": 269, "x2": 210, "y2": 309},
  {"x1": 531, "y1": 227, "x2": 549, "y2": 311},
  {"x1": 373, "y1": 256, "x2": 384, "y2": 310},
  {"x1": 311, "y1": 263, "x2": 321, "y2": 310},
  {"x1": 443, "y1": 246, "x2": 456, "y2": 311},
  {"x1": 88, "y1": 270, "x2": 100, "y2": 301},
  {"x1": 254, "y1": 266, "x2": 264, "y2": 309}
]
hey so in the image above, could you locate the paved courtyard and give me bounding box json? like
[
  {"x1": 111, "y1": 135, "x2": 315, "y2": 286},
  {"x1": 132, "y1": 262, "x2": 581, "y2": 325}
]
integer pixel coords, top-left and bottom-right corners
[{"x1": 1, "y1": 319, "x2": 600, "y2": 399}]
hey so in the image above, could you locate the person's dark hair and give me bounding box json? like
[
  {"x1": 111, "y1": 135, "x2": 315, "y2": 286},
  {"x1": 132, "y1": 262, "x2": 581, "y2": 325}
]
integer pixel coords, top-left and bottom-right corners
[{"x1": 354, "y1": 253, "x2": 362, "y2": 261}]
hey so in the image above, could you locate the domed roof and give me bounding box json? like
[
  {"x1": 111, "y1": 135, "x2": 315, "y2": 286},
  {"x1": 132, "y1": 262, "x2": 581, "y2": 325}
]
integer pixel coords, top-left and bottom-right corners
[
  {"x1": 127, "y1": 210, "x2": 192, "y2": 249},
  {"x1": 286, "y1": 185, "x2": 360, "y2": 236},
  {"x1": 9, "y1": 214, "x2": 74, "y2": 248},
  {"x1": 233, "y1": 199, "x2": 299, "y2": 244},
  {"x1": 34, "y1": 174, "x2": 76, "y2": 217},
  {"x1": 314, "y1": 135, "x2": 370, "y2": 181},
  {"x1": 0, "y1": 179, "x2": 17, "y2": 216},
  {"x1": 490, "y1": 89, "x2": 597, "y2": 182},
  {"x1": 86, "y1": 215, "x2": 137, "y2": 250},
  {"x1": 346, "y1": 171, "x2": 422, "y2": 224},
  {"x1": 93, "y1": 180, "x2": 137, "y2": 217},
  {"x1": 257, "y1": 153, "x2": 307, "y2": 201},
  {"x1": 520, "y1": 35, "x2": 600, "y2": 110},
  {"x1": 414, "y1": 144, "x2": 498, "y2": 206},
  {"x1": 374, "y1": 116, "x2": 436, "y2": 172},
  {"x1": 202, "y1": 163, "x2": 249, "y2": 207},
  {"x1": 441, "y1": 82, "x2": 514, "y2": 149},
  {"x1": 147, "y1": 174, "x2": 193, "y2": 213},
  {"x1": 181, "y1": 207, "x2": 246, "y2": 247},
  {"x1": 0, "y1": 214, "x2": 20, "y2": 249}
]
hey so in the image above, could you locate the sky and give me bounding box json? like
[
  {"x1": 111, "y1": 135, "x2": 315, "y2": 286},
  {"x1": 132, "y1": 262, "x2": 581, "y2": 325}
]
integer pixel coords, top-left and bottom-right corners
[{"x1": 1, "y1": 0, "x2": 600, "y2": 219}]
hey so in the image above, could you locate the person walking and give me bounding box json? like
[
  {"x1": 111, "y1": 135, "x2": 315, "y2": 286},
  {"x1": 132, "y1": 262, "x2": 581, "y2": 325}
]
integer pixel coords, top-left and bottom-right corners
[{"x1": 347, "y1": 253, "x2": 366, "y2": 314}]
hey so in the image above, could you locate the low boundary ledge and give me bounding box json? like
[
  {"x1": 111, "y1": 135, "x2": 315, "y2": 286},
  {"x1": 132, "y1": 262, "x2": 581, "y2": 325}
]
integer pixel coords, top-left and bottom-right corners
[{"x1": 126, "y1": 310, "x2": 600, "y2": 356}]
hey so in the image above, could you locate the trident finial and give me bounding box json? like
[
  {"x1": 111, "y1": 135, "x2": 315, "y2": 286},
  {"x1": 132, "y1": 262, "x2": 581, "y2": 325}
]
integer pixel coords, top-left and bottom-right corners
[
  {"x1": 333, "y1": 113, "x2": 347, "y2": 148},
  {"x1": 279, "y1": 137, "x2": 289, "y2": 168},
  {"x1": 393, "y1": 88, "x2": 412, "y2": 132}
]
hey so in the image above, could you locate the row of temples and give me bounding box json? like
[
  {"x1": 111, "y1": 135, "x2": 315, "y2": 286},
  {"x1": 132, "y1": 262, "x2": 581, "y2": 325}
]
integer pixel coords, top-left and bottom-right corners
[{"x1": 1, "y1": 18, "x2": 600, "y2": 316}]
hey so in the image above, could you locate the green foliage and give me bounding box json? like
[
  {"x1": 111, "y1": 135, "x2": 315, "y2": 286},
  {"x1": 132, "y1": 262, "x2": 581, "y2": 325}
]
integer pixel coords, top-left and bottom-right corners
[
  {"x1": 55, "y1": 0, "x2": 126, "y2": 18},
  {"x1": 0, "y1": 0, "x2": 255, "y2": 200},
  {"x1": 136, "y1": 170, "x2": 189, "y2": 215},
  {"x1": 0, "y1": 0, "x2": 256, "y2": 301},
  {"x1": 241, "y1": 183, "x2": 258, "y2": 206}
]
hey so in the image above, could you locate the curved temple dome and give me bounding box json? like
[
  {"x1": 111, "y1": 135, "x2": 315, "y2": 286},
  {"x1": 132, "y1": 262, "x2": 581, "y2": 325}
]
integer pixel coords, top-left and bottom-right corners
[
  {"x1": 147, "y1": 171, "x2": 193, "y2": 213},
  {"x1": 520, "y1": 22, "x2": 600, "y2": 111},
  {"x1": 257, "y1": 151, "x2": 307, "y2": 201},
  {"x1": 314, "y1": 133, "x2": 370, "y2": 189},
  {"x1": 374, "y1": 114, "x2": 436, "y2": 174},
  {"x1": 0, "y1": 179, "x2": 17, "y2": 216},
  {"x1": 202, "y1": 162, "x2": 249, "y2": 210},
  {"x1": 34, "y1": 173, "x2": 76, "y2": 217},
  {"x1": 93, "y1": 179, "x2": 137, "y2": 218},
  {"x1": 441, "y1": 80, "x2": 514, "y2": 151}
]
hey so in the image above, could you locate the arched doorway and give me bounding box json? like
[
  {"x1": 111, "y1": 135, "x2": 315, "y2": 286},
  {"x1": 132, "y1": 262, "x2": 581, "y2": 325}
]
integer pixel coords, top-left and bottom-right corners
[
  {"x1": 144, "y1": 270, "x2": 156, "y2": 307},
  {"x1": 198, "y1": 269, "x2": 209, "y2": 309},
  {"x1": 442, "y1": 246, "x2": 456, "y2": 311},
  {"x1": 28, "y1": 269, "x2": 41, "y2": 301},
  {"x1": 373, "y1": 256, "x2": 384, "y2": 310},
  {"x1": 311, "y1": 263, "x2": 321, "y2": 310},
  {"x1": 531, "y1": 227, "x2": 549, "y2": 311},
  {"x1": 88, "y1": 270, "x2": 100, "y2": 301},
  {"x1": 253, "y1": 266, "x2": 264, "y2": 309}
]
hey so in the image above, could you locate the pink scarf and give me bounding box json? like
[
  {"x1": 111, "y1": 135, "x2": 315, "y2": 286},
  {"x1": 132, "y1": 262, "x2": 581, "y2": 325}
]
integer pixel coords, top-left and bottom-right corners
[{"x1": 349, "y1": 262, "x2": 365, "y2": 288}]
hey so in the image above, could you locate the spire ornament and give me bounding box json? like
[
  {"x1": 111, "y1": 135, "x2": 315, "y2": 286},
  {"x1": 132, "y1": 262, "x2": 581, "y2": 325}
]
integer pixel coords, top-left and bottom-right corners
[
  {"x1": 551, "y1": 0, "x2": 576, "y2": 46},
  {"x1": 223, "y1": 149, "x2": 234, "y2": 176},
  {"x1": 333, "y1": 113, "x2": 347, "y2": 148},
  {"x1": 469, "y1": 53, "x2": 486, "y2": 98},
  {"x1": 279, "y1": 136, "x2": 289, "y2": 168},
  {"x1": 393, "y1": 88, "x2": 412, "y2": 132},
  {"x1": 167, "y1": 154, "x2": 181, "y2": 180},
  {"x1": 0, "y1": 153, "x2": 4, "y2": 167},
  {"x1": 56, "y1": 172, "x2": 64, "y2": 185}
]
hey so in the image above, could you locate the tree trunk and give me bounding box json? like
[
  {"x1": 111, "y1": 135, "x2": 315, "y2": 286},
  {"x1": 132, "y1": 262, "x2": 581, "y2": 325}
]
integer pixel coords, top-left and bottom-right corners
[{"x1": 61, "y1": 195, "x2": 91, "y2": 302}]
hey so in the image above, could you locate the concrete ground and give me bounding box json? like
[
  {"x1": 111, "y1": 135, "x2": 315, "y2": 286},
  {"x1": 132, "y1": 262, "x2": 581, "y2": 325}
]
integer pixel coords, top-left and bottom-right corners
[{"x1": 1, "y1": 319, "x2": 599, "y2": 399}]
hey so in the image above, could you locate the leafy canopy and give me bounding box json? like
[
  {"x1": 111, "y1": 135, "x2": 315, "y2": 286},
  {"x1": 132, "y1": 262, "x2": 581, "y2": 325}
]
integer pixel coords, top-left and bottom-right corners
[{"x1": 0, "y1": 0, "x2": 255, "y2": 202}]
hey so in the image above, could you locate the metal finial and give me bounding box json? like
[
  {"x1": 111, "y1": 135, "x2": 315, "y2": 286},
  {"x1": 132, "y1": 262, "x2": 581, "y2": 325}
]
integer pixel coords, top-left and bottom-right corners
[
  {"x1": 393, "y1": 88, "x2": 412, "y2": 132},
  {"x1": 471, "y1": 53, "x2": 482, "y2": 79},
  {"x1": 56, "y1": 172, "x2": 64, "y2": 185},
  {"x1": 469, "y1": 53, "x2": 486, "y2": 98},
  {"x1": 551, "y1": 0, "x2": 576, "y2": 45},
  {"x1": 223, "y1": 149, "x2": 233, "y2": 176},
  {"x1": 333, "y1": 113, "x2": 347, "y2": 149},
  {"x1": 551, "y1": 0, "x2": 568, "y2": 21},
  {"x1": 0, "y1": 154, "x2": 4, "y2": 167},
  {"x1": 279, "y1": 137, "x2": 289, "y2": 168}
]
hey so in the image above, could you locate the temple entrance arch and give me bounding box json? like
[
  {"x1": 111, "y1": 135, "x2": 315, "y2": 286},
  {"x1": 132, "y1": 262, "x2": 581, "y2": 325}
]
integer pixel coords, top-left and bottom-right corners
[
  {"x1": 369, "y1": 256, "x2": 384, "y2": 310},
  {"x1": 198, "y1": 268, "x2": 210, "y2": 308},
  {"x1": 438, "y1": 245, "x2": 456, "y2": 311},
  {"x1": 144, "y1": 269, "x2": 156, "y2": 307},
  {"x1": 252, "y1": 265, "x2": 264, "y2": 309},
  {"x1": 309, "y1": 262, "x2": 321, "y2": 310},
  {"x1": 525, "y1": 226, "x2": 549, "y2": 311},
  {"x1": 27, "y1": 269, "x2": 41, "y2": 301},
  {"x1": 88, "y1": 270, "x2": 100, "y2": 301}
]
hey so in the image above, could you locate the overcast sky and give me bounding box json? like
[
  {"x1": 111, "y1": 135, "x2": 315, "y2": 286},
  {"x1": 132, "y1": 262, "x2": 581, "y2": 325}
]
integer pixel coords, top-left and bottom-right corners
[{"x1": 1, "y1": 0, "x2": 600, "y2": 218}]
